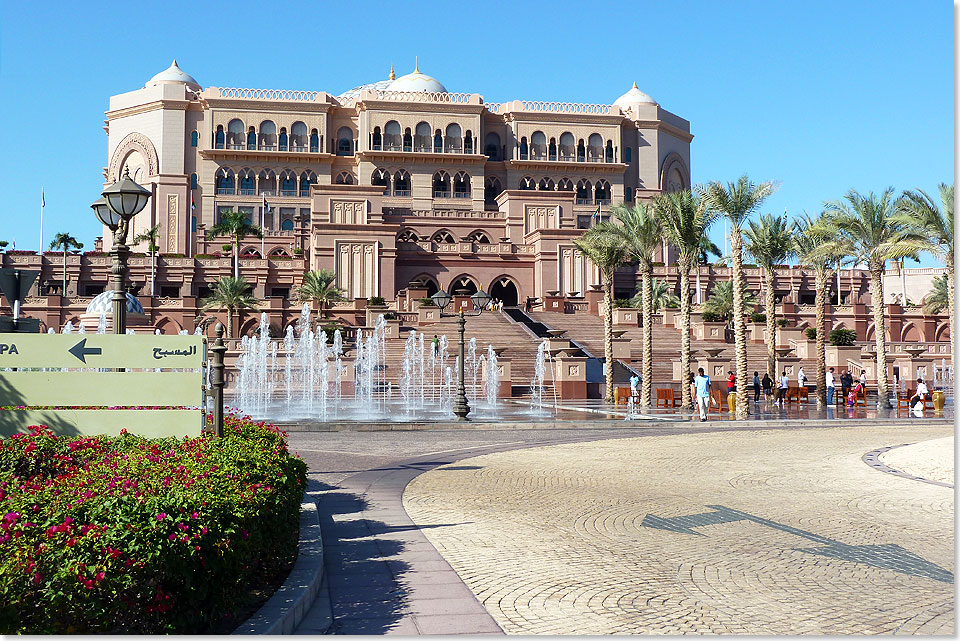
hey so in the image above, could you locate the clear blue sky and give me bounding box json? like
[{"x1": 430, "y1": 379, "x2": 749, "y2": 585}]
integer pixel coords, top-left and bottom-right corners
[{"x1": 0, "y1": 0, "x2": 952, "y2": 266}]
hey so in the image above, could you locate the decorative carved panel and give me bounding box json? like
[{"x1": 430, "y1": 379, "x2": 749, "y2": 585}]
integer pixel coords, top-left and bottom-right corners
[
  {"x1": 167, "y1": 195, "x2": 178, "y2": 252},
  {"x1": 331, "y1": 200, "x2": 366, "y2": 225},
  {"x1": 523, "y1": 205, "x2": 559, "y2": 235},
  {"x1": 558, "y1": 244, "x2": 599, "y2": 297},
  {"x1": 336, "y1": 241, "x2": 378, "y2": 299}
]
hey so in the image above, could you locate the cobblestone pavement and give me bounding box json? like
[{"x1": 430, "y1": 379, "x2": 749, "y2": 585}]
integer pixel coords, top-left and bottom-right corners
[
  {"x1": 879, "y1": 436, "x2": 955, "y2": 486},
  {"x1": 402, "y1": 425, "x2": 955, "y2": 634}
]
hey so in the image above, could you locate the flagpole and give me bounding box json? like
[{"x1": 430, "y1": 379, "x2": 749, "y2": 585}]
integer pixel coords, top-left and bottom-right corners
[
  {"x1": 261, "y1": 196, "x2": 266, "y2": 257},
  {"x1": 40, "y1": 188, "x2": 44, "y2": 253}
]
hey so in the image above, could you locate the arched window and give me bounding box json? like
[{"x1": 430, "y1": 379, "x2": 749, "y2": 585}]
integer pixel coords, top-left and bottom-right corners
[
  {"x1": 259, "y1": 120, "x2": 277, "y2": 150},
  {"x1": 278, "y1": 128, "x2": 288, "y2": 151},
  {"x1": 432, "y1": 171, "x2": 451, "y2": 198},
  {"x1": 484, "y1": 176, "x2": 502, "y2": 203},
  {"x1": 559, "y1": 132, "x2": 575, "y2": 161},
  {"x1": 464, "y1": 130, "x2": 473, "y2": 154},
  {"x1": 467, "y1": 231, "x2": 491, "y2": 244},
  {"x1": 271, "y1": 248, "x2": 290, "y2": 257},
  {"x1": 191, "y1": 130, "x2": 198, "y2": 147},
  {"x1": 280, "y1": 171, "x2": 297, "y2": 195},
  {"x1": 444, "y1": 123, "x2": 462, "y2": 153},
  {"x1": 576, "y1": 139, "x2": 585, "y2": 162},
  {"x1": 335, "y1": 171, "x2": 354, "y2": 185},
  {"x1": 227, "y1": 119, "x2": 244, "y2": 149},
  {"x1": 484, "y1": 132, "x2": 501, "y2": 160},
  {"x1": 215, "y1": 126, "x2": 225, "y2": 149},
  {"x1": 291, "y1": 122, "x2": 308, "y2": 151},
  {"x1": 538, "y1": 177, "x2": 554, "y2": 191},
  {"x1": 246, "y1": 127, "x2": 257, "y2": 150},
  {"x1": 371, "y1": 126, "x2": 382, "y2": 150},
  {"x1": 519, "y1": 176, "x2": 535, "y2": 191},
  {"x1": 397, "y1": 229, "x2": 419, "y2": 243},
  {"x1": 190, "y1": 173, "x2": 198, "y2": 189},
  {"x1": 299, "y1": 171, "x2": 316, "y2": 196},
  {"x1": 309, "y1": 129, "x2": 320, "y2": 153},
  {"x1": 531, "y1": 131, "x2": 546, "y2": 160},
  {"x1": 384, "y1": 120, "x2": 401, "y2": 150},
  {"x1": 415, "y1": 122, "x2": 431, "y2": 151},
  {"x1": 557, "y1": 178, "x2": 574, "y2": 192},
  {"x1": 216, "y1": 168, "x2": 235, "y2": 194},
  {"x1": 432, "y1": 230, "x2": 456, "y2": 244},
  {"x1": 605, "y1": 140, "x2": 614, "y2": 163},
  {"x1": 258, "y1": 169, "x2": 277, "y2": 195},
  {"x1": 624, "y1": 147, "x2": 632, "y2": 163},
  {"x1": 595, "y1": 179, "x2": 611, "y2": 204},
  {"x1": 519, "y1": 137, "x2": 528, "y2": 160},
  {"x1": 453, "y1": 171, "x2": 471, "y2": 198},
  {"x1": 394, "y1": 169, "x2": 411, "y2": 196},
  {"x1": 337, "y1": 127, "x2": 354, "y2": 155},
  {"x1": 587, "y1": 133, "x2": 603, "y2": 162},
  {"x1": 238, "y1": 169, "x2": 255, "y2": 195},
  {"x1": 548, "y1": 137, "x2": 557, "y2": 161},
  {"x1": 576, "y1": 179, "x2": 592, "y2": 203},
  {"x1": 433, "y1": 129, "x2": 443, "y2": 153},
  {"x1": 281, "y1": 218, "x2": 294, "y2": 231},
  {"x1": 402, "y1": 127, "x2": 412, "y2": 152},
  {"x1": 371, "y1": 168, "x2": 389, "y2": 194}
]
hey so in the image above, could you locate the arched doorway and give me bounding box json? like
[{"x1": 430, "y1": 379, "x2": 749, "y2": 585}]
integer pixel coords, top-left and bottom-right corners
[
  {"x1": 410, "y1": 275, "x2": 439, "y2": 297},
  {"x1": 448, "y1": 275, "x2": 478, "y2": 296},
  {"x1": 489, "y1": 277, "x2": 519, "y2": 307}
]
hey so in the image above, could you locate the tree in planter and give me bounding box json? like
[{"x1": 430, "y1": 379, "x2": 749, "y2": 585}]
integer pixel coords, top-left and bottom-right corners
[
  {"x1": 296, "y1": 269, "x2": 345, "y2": 320},
  {"x1": 0, "y1": 240, "x2": 8, "y2": 251},
  {"x1": 207, "y1": 209, "x2": 263, "y2": 278},
  {"x1": 704, "y1": 175, "x2": 778, "y2": 418},
  {"x1": 829, "y1": 328, "x2": 857, "y2": 346},
  {"x1": 133, "y1": 224, "x2": 161, "y2": 296},
  {"x1": 743, "y1": 213, "x2": 795, "y2": 381},
  {"x1": 655, "y1": 189, "x2": 718, "y2": 409},
  {"x1": 49, "y1": 232, "x2": 83, "y2": 296},
  {"x1": 574, "y1": 222, "x2": 631, "y2": 403},
  {"x1": 201, "y1": 276, "x2": 259, "y2": 337},
  {"x1": 702, "y1": 281, "x2": 758, "y2": 325},
  {"x1": 629, "y1": 279, "x2": 679, "y2": 313}
]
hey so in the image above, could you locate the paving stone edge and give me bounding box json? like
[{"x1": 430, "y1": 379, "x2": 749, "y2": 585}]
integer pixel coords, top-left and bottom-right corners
[{"x1": 232, "y1": 496, "x2": 327, "y2": 635}]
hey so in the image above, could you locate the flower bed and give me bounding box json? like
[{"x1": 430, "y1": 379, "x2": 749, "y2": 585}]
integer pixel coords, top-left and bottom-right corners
[{"x1": 0, "y1": 416, "x2": 306, "y2": 634}]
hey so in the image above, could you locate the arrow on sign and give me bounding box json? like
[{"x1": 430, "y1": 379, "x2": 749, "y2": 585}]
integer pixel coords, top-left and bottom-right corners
[
  {"x1": 68, "y1": 339, "x2": 102, "y2": 364},
  {"x1": 642, "y1": 504, "x2": 953, "y2": 583}
]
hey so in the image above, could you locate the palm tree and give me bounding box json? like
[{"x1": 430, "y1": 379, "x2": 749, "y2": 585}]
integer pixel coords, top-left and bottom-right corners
[
  {"x1": 704, "y1": 175, "x2": 778, "y2": 418},
  {"x1": 613, "y1": 201, "x2": 662, "y2": 408},
  {"x1": 49, "y1": 232, "x2": 83, "y2": 296},
  {"x1": 207, "y1": 209, "x2": 263, "y2": 279},
  {"x1": 819, "y1": 188, "x2": 916, "y2": 408},
  {"x1": 629, "y1": 278, "x2": 678, "y2": 312},
  {"x1": 574, "y1": 222, "x2": 631, "y2": 403},
  {"x1": 201, "y1": 276, "x2": 259, "y2": 338},
  {"x1": 922, "y1": 274, "x2": 949, "y2": 315},
  {"x1": 795, "y1": 212, "x2": 845, "y2": 408},
  {"x1": 297, "y1": 269, "x2": 346, "y2": 319},
  {"x1": 894, "y1": 183, "x2": 954, "y2": 357},
  {"x1": 133, "y1": 224, "x2": 161, "y2": 296},
  {"x1": 655, "y1": 189, "x2": 717, "y2": 409},
  {"x1": 744, "y1": 213, "x2": 796, "y2": 379},
  {"x1": 702, "y1": 281, "x2": 758, "y2": 325}
]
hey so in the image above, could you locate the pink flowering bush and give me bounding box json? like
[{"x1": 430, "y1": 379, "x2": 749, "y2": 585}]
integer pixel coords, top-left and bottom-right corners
[{"x1": 0, "y1": 416, "x2": 306, "y2": 633}]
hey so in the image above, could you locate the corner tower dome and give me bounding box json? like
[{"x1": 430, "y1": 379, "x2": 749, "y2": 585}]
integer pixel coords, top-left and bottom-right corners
[
  {"x1": 386, "y1": 61, "x2": 447, "y2": 93},
  {"x1": 614, "y1": 81, "x2": 657, "y2": 114},
  {"x1": 146, "y1": 60, "x2": 200, "y2": 90}
]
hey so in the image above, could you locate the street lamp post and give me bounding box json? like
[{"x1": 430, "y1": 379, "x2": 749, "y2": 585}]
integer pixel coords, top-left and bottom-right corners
[
  {"x1": 432, "y1": 287, "x2": 492, "y2": 421},
  {"x1": 90, "y1": 169, "x2": 151, "y2": 335}
]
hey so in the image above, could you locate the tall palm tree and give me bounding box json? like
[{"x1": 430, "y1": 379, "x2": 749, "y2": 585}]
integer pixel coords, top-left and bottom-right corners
[
  {"x1": 201, "y1": 276, "x2": 259, "y2": 338},
  {"x1": 49, "y1": 232, "x2": 83, "y2": 296},
  {"x1": 133, "y1": 224, "x2": 161, "y2": 296},
  {"x1": 702, "y1": 281, "x2": 758, "y2": 325},
  {"x1": 612, "y1": 201, "x2": 662, "y2": 408},
  {"x1": 819, "y1": 188, "x2": 916, "y2": 408},
  {"x1": 795, "y1": 212, "x2": 845, "y2": 408},
  {"x1": 655, "y1": 189, "x2": 717, "y2": 409},
  {"x1": 574, "y1": 222, "x2": 631, "y2": 403},
  {"x1": 894, "y1": 183, "x2": 954, "y2": 357},
  {"x1": 704, "y1": 176, "x2": 778, "y2": 417},
  {"x1": 207, "y1": 209, "x2": 263, "y2": 279},
  {"x1": 297, "y1": 269, "x2": 346, "y2": 319},
  {"x1": 744, "y1": 213, "x2": 796, "y2": 379}
]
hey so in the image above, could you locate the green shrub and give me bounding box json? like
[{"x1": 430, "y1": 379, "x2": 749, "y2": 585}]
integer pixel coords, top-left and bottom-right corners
[
  {"x1": 318, "y1": 323, "x2": 342, "y2": 342},
  {"x1": 700, "y1": 310, "x2": 723, "y2": 323},
  {"x1": 776, "y1": 318, "x2": 790, "y2": 328},
  {"x1": 805, "y1": 327, "x2": 817, "y2": 340},
  {"x1": 221, "y1": 244, "x2": 232, "y2": 253},
  {"x1": 749, "y1": 311, "x2": 766, "y2": 323},
  {"x1": 611, "y1": 298, "x2": 632, "y2": 309},
  {"x1": 368, "y1": 296, "x2": 386, "y2": 307},
  {"x1": 418, "y1": 297, "x2": 435, "y2": 307},
  {"x1": 829, "y1": 328, "x2": 857, "y2": 346},
  {"x1": 0, "y1": 417, "x2": 306, "y2": 634},
  {"x1": 383, "y1": 312, "x2": 396, "y2": 320},
  {"x1": 292, "y1": 248, "x2": 303, "y2": 256}
]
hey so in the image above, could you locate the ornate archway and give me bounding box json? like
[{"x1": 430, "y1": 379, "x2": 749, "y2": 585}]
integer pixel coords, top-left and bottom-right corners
[
  {"x1": 447, "y1": 275, "x2": 478, "y2": 296},
  {"x1": 489, "y1": 276, "x2": 520, "y2": 307}
]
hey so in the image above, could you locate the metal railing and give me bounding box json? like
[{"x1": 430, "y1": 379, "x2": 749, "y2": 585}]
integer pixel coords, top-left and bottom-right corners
[
  {"x1": 453, "y1": 191, "x2": 471, "y2": 198},
  {"x1": 393, "y1": 190, "x2": 411, "y2": 197},
  {"x1": 433, "y1": 191, "x2": 451, "y2": 198}
]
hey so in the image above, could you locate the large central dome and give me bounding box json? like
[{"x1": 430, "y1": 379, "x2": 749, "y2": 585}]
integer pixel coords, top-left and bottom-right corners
[{"x1": 387, "y1": 63, "x2": 447, "y2": 93}]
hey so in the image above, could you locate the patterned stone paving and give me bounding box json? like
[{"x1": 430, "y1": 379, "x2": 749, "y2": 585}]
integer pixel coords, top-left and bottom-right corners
[{"x1": 402, "y1": 426, "x2": 955, "y2": 634}]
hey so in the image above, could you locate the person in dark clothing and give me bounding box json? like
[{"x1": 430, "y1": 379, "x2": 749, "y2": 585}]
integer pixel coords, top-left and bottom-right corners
[
  {"x1": 761, "y1": 373, "x2": 773, "y2": 402},
  {"x1": 753, "y1": 371, "x2": 762, "y2": 403},
  {"x1": 841, "y1": 370, "x2": 853, "y2": 402}
]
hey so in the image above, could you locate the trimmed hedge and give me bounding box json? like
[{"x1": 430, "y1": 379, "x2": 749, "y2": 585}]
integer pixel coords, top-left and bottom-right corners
[{"x1": 0, "y1": 416, "x2": 306, "y2": 634}]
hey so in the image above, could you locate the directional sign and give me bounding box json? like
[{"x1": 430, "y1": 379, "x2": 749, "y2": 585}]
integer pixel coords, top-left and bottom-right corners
[
  {"x1": 0, "y1": 269, "x2": 38, "y2": 306},
  {"x1": 642, "y1": 504, "x2": 954, "y2": 583},
  {"x1": 0, "y1": 334, "x2": 205, "y2": 369}
]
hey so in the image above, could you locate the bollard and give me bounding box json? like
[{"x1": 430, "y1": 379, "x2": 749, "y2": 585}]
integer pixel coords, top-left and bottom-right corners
[
  {"x1": 210, "y1": 323, "x2": 226, "y2": 437},
  {"x1": 932, "y1": 390, "x2": 945, "y2": 412},
  {"x1": 727, "y1": 391, "x2": 737, "y2": 413}
]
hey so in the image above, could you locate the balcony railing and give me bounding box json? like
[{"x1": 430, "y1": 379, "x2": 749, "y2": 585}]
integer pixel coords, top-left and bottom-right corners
[
  {"x1": 372, "y1": 144, "x2": 382, "y2": 150},
  {"x1": 384, "y1": 144, "x2": 401, "y2": 151},
  {"x1": 433, "y1": 191, "x2": 451, "y2": 198},
  {"x1": 393, "y1": 189, "x2": 411, "y2": 197},
  {"x1": 216, "y1": 188, "x2": 234, "y2": 195},
  {"x1": 293, "y1": 145, "x2": 307, "y2": 152},
  {"x1": 278, "y1": 144, "x2": 288, "y2": 151},
  {"x1": 453, "y1": 192, "x2": 471, "y2": 199},
  {"x1": 576, "y1": 198, "x2": 592, "y2": 205},
  {"x1": 280, "y1": 190, "x2": 297, "y2": 196},
  {"x1": 239, "y1": 189, "x2": 256, "y2": 195},
  {"x1": 258, "y1": 144, "x2": 276, "y2": 151},
  {"x1": 259, "y1": 190, "x2": 275, "y2": 196},
  {"x1": 228, "y1": 144, "x2": 245, "y2": 150},
  {"x1": 596, "y1": 198, "x2": 611, "y2": 205}
]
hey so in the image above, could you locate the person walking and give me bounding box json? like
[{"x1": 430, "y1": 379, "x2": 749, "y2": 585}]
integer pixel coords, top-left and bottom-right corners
[
  {"x1": 694, "y1": 367, "x2": 712, "y2": 422},
  {"x1": 798, "y1": 367, "x2": 807, "y2": 389},
  {"x1": 777, "y1": 370, "x2": 789, "y2": 405},
  {"x1": 761, "y1": 373, "x2": 773, "y2": 402},
  {"x1": 826, "y1": 367, "x2": 836, "y2": 406},
  {"x1": 753, "y1": 371, "x2": 761, "y2": 403},
  {"x1": 432, "y1": 334, "x2": 440, "y2": 356},
  {"x1": 727, "y1": 370, "x2": 736, "y2": 394}
]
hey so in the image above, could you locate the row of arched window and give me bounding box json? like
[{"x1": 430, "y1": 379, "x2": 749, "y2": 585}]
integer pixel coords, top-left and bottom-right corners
[
  {"x1": 215, "y1": 119, "x2": 323, "y2": 153},
  {"x1": 371, "y1": 121, "x2": 476, "y2": 154},
  {"x1": 215, "y1": 167, "x2": 318, "y2": 197},
  {"x1": 481, "y1": 176, "x2": 610, "y2": 204},
  {"x1": 397, "y1": 229, "x2": 492, "y2": 244}
]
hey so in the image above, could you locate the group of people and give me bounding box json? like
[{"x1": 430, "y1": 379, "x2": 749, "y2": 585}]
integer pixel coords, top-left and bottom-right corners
[
  {"x1": 488, "y1": 299, "x2": 506, "y2": 311},
  {"x1": 825, "y1": 367, "x2": 868, "y2": 406}
]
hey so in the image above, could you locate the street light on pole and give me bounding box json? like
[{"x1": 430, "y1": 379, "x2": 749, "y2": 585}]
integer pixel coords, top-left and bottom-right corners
[
  {"x1": 431, "y1": 287, "x2": 492, "y2": 421},
  {"x1": 90, "y1": 168, "x2": 151, "y2": 335}
]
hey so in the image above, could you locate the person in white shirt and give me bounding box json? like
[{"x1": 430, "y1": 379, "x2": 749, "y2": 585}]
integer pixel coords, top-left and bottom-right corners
[
  {"x1": 911, "y1": 377, "x2": 929, "y2": 415},
  {"x1": 777, "y1": 371, "x2": 789, "y2": 405},
  {"x1": 797, "y1": 367, "x2": 807, "y2": 388},
  {"x1": 825, "y1": 368, "x2": 836, "y2": 405}
]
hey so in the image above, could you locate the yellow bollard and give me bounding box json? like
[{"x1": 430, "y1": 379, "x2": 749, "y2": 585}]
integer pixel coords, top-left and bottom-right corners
[
  {"x1": 932, "y1": 390, "x2": 945, "y2": 412},
  {"x1": 727, "y1": 391, "x2": 737, "y2": 413}
]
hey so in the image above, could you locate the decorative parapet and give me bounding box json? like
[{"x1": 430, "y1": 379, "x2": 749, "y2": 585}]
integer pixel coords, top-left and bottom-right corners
[
  {"x1": 488, "y1": 100, "x2": 620, "y2": 116},
  {"x1": 373, "y1": 90, "x2": 479, "y2": 104},
  {"x1": 208, "y1": 87, "x2": 326, "y2": 102}
]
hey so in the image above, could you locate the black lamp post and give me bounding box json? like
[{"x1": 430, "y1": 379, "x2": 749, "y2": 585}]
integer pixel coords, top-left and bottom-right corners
[
  {"x1": 90, "y1": 168, "x2": 151, "y2": 334},
  {"x1": 432, "y1": 287, "x2": 492, "y2": 421}
]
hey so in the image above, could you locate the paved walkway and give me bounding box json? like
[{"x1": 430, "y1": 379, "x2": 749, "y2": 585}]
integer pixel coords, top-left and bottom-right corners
[{"x1": 402, "y1": 425, "x2": 954, "y2": 634}]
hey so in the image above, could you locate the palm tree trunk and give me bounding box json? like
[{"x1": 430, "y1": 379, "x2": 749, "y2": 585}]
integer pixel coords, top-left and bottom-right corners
[
  {"x1": 947, "y1": 253, "x2": 955, "y2": 361},
  {"x1": 764, "y1": 267, "x2": 776, "y2": 379},
  {"x1": 226, "y1": 305, "x2": 234, "y2": 338},
  {"x1": 678, "y1": 257, "x2": 693, "y2": 409},
  {"x1": 151, "y1": 248, "x2": 156, "y2": 296},
  {"x1": 62, "y1": 246, "x2": 67, "y2": 296},
  {"x1": 815, "y1": 269, "x2": 829, "y2": 408},
  {"x1": 640, "y1": 262, "x2": 653, "y2": 408},
  {"x1": 234, "y1": 237, "x2": 240, "y2": 279},
  {"x1": 730, "y1": 229, "x2": 748, "y2": 418},
  {"x1": 603, "y1": 269, "x2": 615, "y2": 403},
  {"x1": 870, "y1": 265, "x2": 890, "y2": 408}
]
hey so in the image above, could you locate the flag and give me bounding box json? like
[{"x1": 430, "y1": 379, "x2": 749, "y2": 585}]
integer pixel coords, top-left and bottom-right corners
[{"x1": 41, "y1": 190, "x2": 45, "y2": 208}]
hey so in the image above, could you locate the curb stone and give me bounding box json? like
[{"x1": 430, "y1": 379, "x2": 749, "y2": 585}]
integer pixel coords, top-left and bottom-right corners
[{"x1": 233, "y1": 497, "x2": 329, "y2": 634}]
